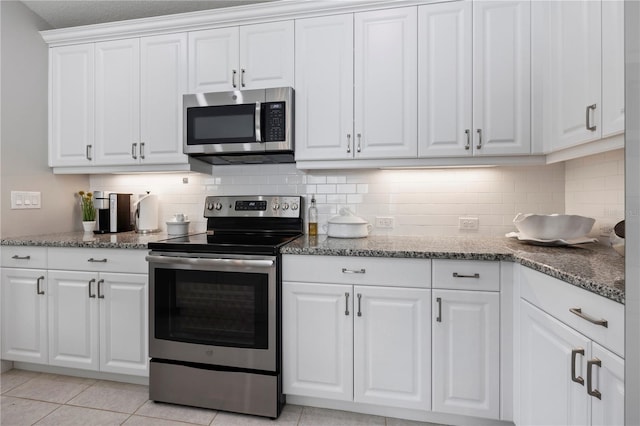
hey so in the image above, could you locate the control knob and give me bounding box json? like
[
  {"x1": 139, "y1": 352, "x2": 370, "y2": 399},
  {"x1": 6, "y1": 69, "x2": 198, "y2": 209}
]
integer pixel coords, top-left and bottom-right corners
[
  {"x1": 291, "y1": 203, "x2": 299, "y2": 211},
  {"x1": 207, "y1": 203, "x2": 214, "y2": 210},
  {"x1": 272, "y1": 203, "x2": 280, "y2": 211},
  {"x1": 214, "y1": 203, "x2": 223, "y2": 211},
  {"x1": 282, "y1": 203, "x2": 289, "y2": 211}
]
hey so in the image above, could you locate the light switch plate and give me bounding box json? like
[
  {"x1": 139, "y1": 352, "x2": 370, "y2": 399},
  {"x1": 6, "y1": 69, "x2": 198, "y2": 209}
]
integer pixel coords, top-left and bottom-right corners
[{"x1": 11, "y1": 191, "x2": 41, "y2": 209}]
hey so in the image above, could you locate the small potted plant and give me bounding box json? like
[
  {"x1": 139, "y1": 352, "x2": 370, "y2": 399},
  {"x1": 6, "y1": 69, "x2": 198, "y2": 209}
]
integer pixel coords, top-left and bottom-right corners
[{"x1": 77, "y1": 191, "x2": 96, "y2": 232}]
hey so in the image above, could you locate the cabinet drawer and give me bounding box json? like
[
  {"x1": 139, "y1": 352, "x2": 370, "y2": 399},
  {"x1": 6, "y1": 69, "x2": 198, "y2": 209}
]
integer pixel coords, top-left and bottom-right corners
[
  {"x1": 520, "y1": 266, "x2": 624, "y2": 357},
  {"x1": 1, "y1": 246, "x2": 47, "y2": 269},
  {"x1": 432, "y1": 260, "x2": 500, "y2": 291},
  {"x1": 48, "y1": 247, "x2": 147, "y2": 274},
  {"x1": 283, "y1": 255, "x2": 430, "y2": 288}
]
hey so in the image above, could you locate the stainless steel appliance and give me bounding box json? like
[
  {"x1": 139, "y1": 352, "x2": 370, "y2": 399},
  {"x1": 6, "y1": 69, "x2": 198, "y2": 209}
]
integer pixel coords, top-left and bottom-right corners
[
  {"x1": 93, "y1": 191, "x2": 134, "y2": 234},
  {"x1": 146, "y1": 195, "x2": 303, "y2": 419},
  {"x1": 183, "y1": 87, "x2": 294, "y2": 165}
]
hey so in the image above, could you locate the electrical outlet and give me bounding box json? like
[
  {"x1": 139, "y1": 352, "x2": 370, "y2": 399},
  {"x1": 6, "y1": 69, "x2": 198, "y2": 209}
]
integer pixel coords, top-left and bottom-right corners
[
  {"x1": 459, "y1": 217, "x2": 479, "y2": 230},
  {"x1": 375, "y1": 216, "x2": 395, "y2": 229}
]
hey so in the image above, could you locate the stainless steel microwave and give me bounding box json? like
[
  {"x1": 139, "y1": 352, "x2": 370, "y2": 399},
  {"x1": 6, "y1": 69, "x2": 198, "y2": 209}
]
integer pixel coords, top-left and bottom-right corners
[{"x1": 183, "y1": 87, "x2": 294, "y2": 165}]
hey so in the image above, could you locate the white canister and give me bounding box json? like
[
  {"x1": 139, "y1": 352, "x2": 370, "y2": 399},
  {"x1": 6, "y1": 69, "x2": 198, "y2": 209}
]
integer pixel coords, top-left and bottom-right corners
[{"x1": 135, "y1": 193, "x2": 159, "y2": 233}]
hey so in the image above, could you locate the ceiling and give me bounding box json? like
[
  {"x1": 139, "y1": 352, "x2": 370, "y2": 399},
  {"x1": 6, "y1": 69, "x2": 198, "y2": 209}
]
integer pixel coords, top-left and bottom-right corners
[{"x1": 21, "y1": 0, "x2": 278, "y2": 29}]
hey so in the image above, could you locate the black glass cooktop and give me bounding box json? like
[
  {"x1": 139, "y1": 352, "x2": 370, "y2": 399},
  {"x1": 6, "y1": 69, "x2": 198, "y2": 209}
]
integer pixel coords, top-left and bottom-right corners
[{"x1": 148, "y1": 232, "x2": 302, "y2": 255}]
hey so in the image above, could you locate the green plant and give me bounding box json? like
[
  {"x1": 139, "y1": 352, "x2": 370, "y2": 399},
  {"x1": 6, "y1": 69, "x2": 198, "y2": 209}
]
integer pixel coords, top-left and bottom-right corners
[{"x1": 77, "y1": 191, "x2": 96, "y2": 221}]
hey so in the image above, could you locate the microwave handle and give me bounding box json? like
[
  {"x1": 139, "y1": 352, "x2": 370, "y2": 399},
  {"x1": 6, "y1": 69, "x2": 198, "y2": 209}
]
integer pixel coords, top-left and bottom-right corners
[{"x1": 255, "y1": 102, "x2": 262, "y2": 143}]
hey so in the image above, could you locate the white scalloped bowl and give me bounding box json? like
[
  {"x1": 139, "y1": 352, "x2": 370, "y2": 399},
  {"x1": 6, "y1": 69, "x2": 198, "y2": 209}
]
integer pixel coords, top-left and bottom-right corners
[{"x1": 513, "y1": 213, "x2": 595, "y2": 241}]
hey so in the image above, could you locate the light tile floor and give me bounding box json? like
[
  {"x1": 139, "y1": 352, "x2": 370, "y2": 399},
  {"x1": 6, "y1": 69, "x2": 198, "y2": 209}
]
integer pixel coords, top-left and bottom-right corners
[{"x1": 1, "y1": 369, "x2": 445, "y2": 426}]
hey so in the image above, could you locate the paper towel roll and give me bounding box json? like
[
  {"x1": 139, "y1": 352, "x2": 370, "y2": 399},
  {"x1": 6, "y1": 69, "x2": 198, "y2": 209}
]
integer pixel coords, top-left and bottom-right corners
[{"x1": 136, "y1": 193, "x2": 159, "y2": 233}]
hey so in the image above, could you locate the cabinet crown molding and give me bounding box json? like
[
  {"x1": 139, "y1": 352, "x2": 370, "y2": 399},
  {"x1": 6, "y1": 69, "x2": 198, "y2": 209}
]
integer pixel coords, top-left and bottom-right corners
[{"x1": 40, "y1": 0, "x2": 431, "y2": 46}]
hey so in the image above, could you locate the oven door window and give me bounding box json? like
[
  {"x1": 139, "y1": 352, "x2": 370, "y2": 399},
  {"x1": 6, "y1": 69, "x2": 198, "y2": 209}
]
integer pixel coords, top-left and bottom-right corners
[
  {"x1": 187, "y1": 104, "x2": 257, "y2": 145},
  {"x1": 154, "y1": 269, "x2": 268, "y2": 349}
]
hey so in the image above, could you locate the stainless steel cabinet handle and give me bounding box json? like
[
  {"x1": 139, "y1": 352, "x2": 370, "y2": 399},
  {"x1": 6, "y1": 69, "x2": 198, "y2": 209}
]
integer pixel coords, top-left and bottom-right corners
[
  {"x1": 241, "y1": 69, "x2": 246, "y2": 87},
  {"x1": 465, "y1": 129, "x2": 470, "y2": 150},
  {"x1": 132, "y1": 143, "x2": 138, "y2": 159},
  {"x1": 146, "y1": 255, "x2": 274, "y2": 269},
  {"x1": 342, "y1": 268, "x2": 365, "y2": 274},
  {"x1": 586, "y1": 104, "x2": 597, "y2": 131},
  {"x1": 476, "y1": 129, "x2": 482, "y2": 149},
  {"x1": 232, "y1": 69, "x2": 237, "y2": 88},
  {"x1": 36, "y1": 276, "x2": 45, "y2": 295},
  {"x1": 11, "y1": 255, "x2": 31, "y2": 260},
  {"x1": 345, "y1": 292, "x2": 350, "y2": 316},
  {"x1": 88, "y1": 258, "x2": 108, "y2": 263},
  {"x1": 97, "y1": 279, "x2": 105, "y2": 299},
  {"x1": 86, "y1": 145, "x2": 92, "y2": 161},
  {"x1": 140, "y1": 142, "x2": 145, "y2": 159},
  {"x1": 569, "y1": 307, "x2": 608, "y2": 328},
  {"x1": 88, "y1": 278, "x2": 96, "y2": 298},
  {"x1": 357, "y1": 133, "x2": 362, "y2": 153},
  {"x1": 357, "y1": 293, "x2": 362, "y2": 317},
  {"x1": 347, "y1": 134, "x2": 351, "y2": 153},
  {"x1": 453, "y1": 272, "x2": 480, "y2": 279},
  {"x1": 571, "y1": 348, "x2": 585, "y2": 385},
  {"x1": 587, "y1": 358, "x2": 602, "y2": 399},
  {"x1": 436, "y1": 297, "x2": 442, "y2": 322}
]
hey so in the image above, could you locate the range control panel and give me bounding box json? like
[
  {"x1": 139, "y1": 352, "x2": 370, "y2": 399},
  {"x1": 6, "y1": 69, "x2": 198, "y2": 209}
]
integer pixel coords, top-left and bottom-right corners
[{"x1": 204, "y1": 195, "x2": 302, "y2": 219}]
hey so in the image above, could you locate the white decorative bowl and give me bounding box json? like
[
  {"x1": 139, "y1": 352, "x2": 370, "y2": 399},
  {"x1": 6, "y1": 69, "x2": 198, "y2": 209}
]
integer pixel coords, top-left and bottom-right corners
[{"x1": 513, "y1": 213, "x2": 595, "y2": 240}]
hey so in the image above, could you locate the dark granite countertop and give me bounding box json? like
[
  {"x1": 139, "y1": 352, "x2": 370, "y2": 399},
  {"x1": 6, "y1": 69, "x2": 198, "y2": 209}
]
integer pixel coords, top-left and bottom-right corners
[
  {"x1": 1, "y1": 232, "x2": 625, "y2": 304},
  {"x1": 0, "y1": 231, "x2": 169, "y2": 250},
  {"x1": 282, "y1": 235, "x2": 625, "y2": 305}
]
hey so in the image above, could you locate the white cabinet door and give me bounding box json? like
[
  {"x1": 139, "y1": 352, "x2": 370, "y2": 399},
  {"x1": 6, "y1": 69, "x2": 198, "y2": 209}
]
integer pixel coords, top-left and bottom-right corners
[
  {"x1": 519, "y1": 299, "x2": 590, "y2": 426},
  {"x1": 140, "y1": 33, "x2": 188, "y2": 165},
  {"x1": 283, "y1": 282, "x2": 353, "y2": 401},
  {"x1": 353, "y1": 286, "x2": 430, "y2": 410},
  {"x1": 95, "y1": 38, "x2": 141, "y2": 166},
  {"x1": 432, "y1": 290, "x2": 500, "y2": 419},
  {"x1": 294, "y1": 14, "x2": 354, "y2": 161},
  {"x1": 49, "y1": 44, "x2": 95, "y2": 167},
  {"x1": 1, "y1": 269, "x2": 48, "y2": 363},
  {"x1": 549, "y1": 0, "x2": 601, "y2": 150},
  {"x1": 591, "y1": 343, "x2": 625, "y2": 426},
  {"x1": 48, "y1": 271, "x2": 99, "y2": 371},
  {"x1": 240, "y1": 21, "x2": 294, "y2": 90},
  {"x1": 99, "y1": 273, "x2": 148, "y2": 376},
  {"x1": 418, "y1": 1, "x2": 472, "y2": 158},
  {"x1": 354, "y1": 7, "x2": 418, "y2": 159},
  {"x1": 472, "y1": 1, "x2": 531, "y2": 156},
  {"x1": 188, "y1": 27, "x2": 239, "y2": 93},
  {"x1": 601, "y1": 0, "x2": 625, "y2": 138}
]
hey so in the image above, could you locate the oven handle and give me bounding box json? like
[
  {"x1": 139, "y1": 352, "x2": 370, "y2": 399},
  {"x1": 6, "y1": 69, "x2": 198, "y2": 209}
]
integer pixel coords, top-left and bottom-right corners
[{"x1": 145, "y1": 255, "x2": 274, "y2": 269}]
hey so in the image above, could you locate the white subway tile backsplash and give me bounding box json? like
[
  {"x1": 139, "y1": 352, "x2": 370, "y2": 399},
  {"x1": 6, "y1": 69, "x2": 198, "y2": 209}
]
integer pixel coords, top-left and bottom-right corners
[{"x1": 86, "y1": 154, "x2": 624, "y2": 238}]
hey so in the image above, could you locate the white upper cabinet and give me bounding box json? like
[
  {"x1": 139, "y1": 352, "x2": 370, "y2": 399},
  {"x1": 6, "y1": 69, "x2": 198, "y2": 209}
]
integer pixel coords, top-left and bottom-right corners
[
  {"x1": 188, "y1": 21, "x2": 294, "y2": 93},
  {"x1": 601, "y1": 0, "x2": 625, "y2": 138},
  {"x1": 545, "y1": 0, "x2": 624, "y2": 153},
  {"x1": 418, "y1": 1, "x2": 472, "y2": 157},
  {"x1": 419, "y1": 1, "x2": 531, "y2": 158},
  {"x1": 472, "y1": 1, "x2": 531, "y2": 156},
  {"x1": 95, "y1": 38, "x2": 141, "y2": 166},
  {"x1": 140, "y1": 33, "x2": 188, "y2": 165},
  {"x1": 294, "y1": 14, "x2": 354, "y2": 161},
  {"x1": 354, "y1": 7, "x2": 418, "y2": 159},
  {"x1": 49, "y1": 44, "x2": 95, "y2": 167}
]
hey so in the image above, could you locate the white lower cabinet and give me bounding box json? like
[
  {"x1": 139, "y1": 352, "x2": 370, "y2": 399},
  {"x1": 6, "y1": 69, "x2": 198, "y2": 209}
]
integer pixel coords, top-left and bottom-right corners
[
  {"x1": 48, "y1": 270, "x2": 148, "y2": 376},
  {"x1": 518, "y1": 267, "x2": 624, "y2": 426},
  {"x1": 431, "y1": 260, "x2": 501, "y2": 420},
  {"x1": 0, "y1": 246, "x2": 148, "y2": 377},
  {"x1": 283, "y1": 255, "x2": 431, "y2": 411}
]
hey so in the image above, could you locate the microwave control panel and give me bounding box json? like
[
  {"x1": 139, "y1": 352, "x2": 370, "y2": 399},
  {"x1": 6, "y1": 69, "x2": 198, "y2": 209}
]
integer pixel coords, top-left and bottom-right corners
[{"x1": 263, "y1": 102, "x2": 286, "y2": 142}]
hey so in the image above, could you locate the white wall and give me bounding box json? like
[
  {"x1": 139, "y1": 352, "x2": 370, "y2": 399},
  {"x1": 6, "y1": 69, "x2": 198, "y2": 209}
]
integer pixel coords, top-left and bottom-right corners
[
  {"x1": 0, "y1": 1, "x2": 89, "y2": 238},
  {"x1": 90, "y1": 162, "x2": 566, "y2": 237}
]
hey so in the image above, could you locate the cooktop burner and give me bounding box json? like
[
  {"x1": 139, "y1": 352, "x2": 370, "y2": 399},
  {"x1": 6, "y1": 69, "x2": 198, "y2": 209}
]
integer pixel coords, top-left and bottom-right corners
[{"x1": 148, "y1": 232, "x2": 302, "y2": 255}]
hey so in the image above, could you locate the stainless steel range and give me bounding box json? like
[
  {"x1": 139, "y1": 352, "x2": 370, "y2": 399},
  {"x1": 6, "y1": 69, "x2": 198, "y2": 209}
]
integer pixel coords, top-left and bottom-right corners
[{"x1": 146, "y1": 195, "x2": 303, "y2": 419}]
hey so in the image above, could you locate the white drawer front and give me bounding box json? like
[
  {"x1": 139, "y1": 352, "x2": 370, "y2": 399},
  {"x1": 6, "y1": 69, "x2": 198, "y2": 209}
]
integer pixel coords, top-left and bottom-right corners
[
  {"x1": 432, "y1": 259, "x2": 500, "y2": 291},
  {"x1": 48, "y1": 247, "x2": 148, "y2": 274},
  {"x1": 1, "y1": 246, "x2": 47, "y2": 269},
  {"x1": 520, "y1": 266, "x2": 624, "y2": 358},
  {"x1": 283, "y1": 255, "x2": 430, "y2": 288}
]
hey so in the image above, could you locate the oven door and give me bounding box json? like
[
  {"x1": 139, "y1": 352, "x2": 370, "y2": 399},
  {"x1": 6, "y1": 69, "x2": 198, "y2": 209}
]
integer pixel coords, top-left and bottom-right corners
[{"x1": 147, "y1": 252, "x2": 277, "y2": 372}]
